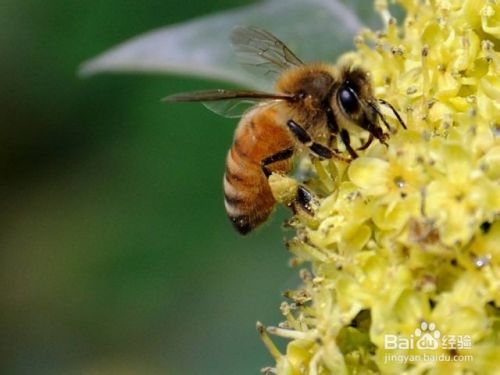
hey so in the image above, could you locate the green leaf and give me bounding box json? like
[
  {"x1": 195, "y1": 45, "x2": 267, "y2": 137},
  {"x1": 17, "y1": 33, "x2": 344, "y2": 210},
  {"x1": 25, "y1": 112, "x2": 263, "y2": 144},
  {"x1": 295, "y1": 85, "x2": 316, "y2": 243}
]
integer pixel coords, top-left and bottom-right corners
[{"x1": 80, "y1": 0, "x2": 371, "y2": 89}]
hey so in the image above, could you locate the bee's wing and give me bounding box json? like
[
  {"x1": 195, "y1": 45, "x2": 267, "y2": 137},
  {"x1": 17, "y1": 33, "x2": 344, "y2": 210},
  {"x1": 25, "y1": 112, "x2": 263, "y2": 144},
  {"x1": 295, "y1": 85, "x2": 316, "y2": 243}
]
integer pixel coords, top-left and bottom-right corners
[
  {"x1": 202, "y1": 98, "x2": 266, "y2": 118},
  {"x1": 163, "y1": 89, "x2": 294, "y2": 118},
  {"x1": 230, "y1": 26, "x2": 304, "y2": 79}
]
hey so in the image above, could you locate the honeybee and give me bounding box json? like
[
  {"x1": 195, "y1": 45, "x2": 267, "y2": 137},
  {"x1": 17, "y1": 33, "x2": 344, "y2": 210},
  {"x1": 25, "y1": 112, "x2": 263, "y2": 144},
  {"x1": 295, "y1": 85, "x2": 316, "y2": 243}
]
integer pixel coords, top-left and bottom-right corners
[{"x1": 164, "y1": 26, "x2": 405, "y2": 234}]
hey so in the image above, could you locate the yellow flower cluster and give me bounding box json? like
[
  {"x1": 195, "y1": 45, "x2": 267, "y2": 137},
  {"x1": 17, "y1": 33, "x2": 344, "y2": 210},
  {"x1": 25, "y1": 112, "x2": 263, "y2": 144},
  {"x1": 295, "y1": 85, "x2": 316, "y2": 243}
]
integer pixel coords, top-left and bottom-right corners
[{"x1": 263, "y1": 1, "x2": 500, "y2": 374}]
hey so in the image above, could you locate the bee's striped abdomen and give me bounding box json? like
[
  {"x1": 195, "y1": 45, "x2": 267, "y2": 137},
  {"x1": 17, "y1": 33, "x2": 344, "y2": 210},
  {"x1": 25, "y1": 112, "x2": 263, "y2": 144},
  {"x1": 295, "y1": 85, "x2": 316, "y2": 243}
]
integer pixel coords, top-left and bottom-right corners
[{"x1": 223, "y1": 108, "x2": 294, "y2": 234}]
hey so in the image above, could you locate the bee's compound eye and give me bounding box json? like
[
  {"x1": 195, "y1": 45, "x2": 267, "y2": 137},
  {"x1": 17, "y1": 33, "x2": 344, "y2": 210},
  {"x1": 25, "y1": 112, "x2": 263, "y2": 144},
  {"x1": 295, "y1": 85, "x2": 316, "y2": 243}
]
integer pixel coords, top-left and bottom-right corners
[{"x1": 338, "y1": 85, "x2": 359, "y2": 115}]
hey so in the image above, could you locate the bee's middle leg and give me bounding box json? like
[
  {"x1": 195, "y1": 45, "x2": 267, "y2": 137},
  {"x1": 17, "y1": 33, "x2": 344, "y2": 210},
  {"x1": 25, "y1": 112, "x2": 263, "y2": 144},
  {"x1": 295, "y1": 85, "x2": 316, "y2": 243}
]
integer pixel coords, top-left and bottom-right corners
[{"x1": 286, "y1": 120, "x2": 349, "y2": 162}]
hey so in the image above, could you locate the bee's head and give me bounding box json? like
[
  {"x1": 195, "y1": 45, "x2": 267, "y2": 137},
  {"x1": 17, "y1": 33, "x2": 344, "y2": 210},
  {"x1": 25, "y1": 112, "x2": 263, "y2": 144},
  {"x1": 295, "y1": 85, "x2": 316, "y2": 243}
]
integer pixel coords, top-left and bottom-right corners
[{"x1": 332, "y1": 66, "x2": 379, "y2": 131}]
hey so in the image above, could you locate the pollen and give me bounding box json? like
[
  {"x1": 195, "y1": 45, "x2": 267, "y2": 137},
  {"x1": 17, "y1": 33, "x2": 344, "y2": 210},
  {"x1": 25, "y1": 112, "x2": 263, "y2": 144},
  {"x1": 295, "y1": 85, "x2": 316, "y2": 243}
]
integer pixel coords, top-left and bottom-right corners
[
  {"x1": 264, "y1": 1, "x2": 500, "y2": 374},
  {"x1": 268, "y1": 172, "x2": 299, "y2": 206}
]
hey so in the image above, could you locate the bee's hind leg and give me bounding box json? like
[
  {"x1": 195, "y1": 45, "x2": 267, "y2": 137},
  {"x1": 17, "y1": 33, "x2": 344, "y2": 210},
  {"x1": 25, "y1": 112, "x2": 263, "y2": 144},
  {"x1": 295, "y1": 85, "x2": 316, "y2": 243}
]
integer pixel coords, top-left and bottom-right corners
[
  {"x1": 294, "y1": 185, "x2": 315, "y2": 215},
  {"x1": 263, "y1": 158, "x2": 317, "y2": 216},
  {"x1": 260, "y1": 147, "x2": 294, "y2": 177}
]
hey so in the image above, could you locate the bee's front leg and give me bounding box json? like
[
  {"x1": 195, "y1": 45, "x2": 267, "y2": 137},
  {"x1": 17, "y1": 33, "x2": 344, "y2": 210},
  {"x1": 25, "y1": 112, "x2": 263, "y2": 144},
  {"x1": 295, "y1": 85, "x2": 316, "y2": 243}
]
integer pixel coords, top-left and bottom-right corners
[
  {"x1": 339, "y1": 129, "x2": 359, "y2": 159},
  {"x1": 358, "y1": 133, "x2": 374, "y2": 151}
]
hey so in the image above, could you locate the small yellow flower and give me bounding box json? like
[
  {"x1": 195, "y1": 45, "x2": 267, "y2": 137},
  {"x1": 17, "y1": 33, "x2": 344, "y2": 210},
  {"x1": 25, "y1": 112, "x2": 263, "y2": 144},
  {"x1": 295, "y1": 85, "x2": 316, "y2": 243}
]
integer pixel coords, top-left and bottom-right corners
[{"x1": 262, "y1": 1, "x2": 500, "y2": 374}]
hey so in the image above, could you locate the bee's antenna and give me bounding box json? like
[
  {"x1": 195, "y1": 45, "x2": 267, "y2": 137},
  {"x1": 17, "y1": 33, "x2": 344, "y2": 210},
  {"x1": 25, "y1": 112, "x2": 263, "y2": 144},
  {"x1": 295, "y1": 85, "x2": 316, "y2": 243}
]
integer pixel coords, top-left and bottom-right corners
[
  {"x1": 367, "y1": 101, "x2": 393, "y2": 132},
  {"x1": 378, "y1": 98, "x2": 407, "y2": 129}
]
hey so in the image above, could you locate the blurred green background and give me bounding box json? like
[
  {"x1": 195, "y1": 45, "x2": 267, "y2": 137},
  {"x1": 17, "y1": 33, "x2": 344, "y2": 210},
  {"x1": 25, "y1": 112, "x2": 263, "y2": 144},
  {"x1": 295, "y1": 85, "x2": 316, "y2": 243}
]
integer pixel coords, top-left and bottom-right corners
[{"x1": 0, "y1": 0, "x2": 303, "y2": 374}]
